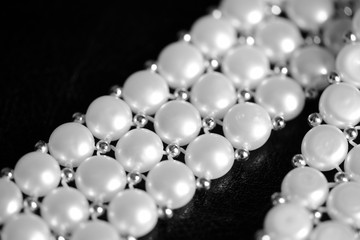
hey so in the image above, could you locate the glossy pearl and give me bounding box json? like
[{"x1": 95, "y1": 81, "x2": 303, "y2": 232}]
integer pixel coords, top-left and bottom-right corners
[
  {"x1": 223, "y1": 102, "x2": 272, "y2": 150},
  {"x1": 154, "y1": 100, "x2": 201, "y2": 146},
  {"x1": 0, "y1": 179, "x2": 22, "y2": 224},
  {"x1": 301, "y1": 125, "x2": 348, "y2": 171},
  {"x1": 319, "y1": 83, "x2": 360, "y2": 128},
  {"x1": 86, "y1": 96, "x2": 132, "y2": 141},
  {"x1": 185, "y1": 133, "x2": 234, "y2": 179},
  {"x1": 353, "y1": 9, "x2": 360, "y2": 39},
  {"x1": 281, "y1": 167, "x2": 328, "y2": 209},
  {"x1": 1, "y1": 214, "x2": 51, "y2": 240},
  {"x1": 309, "y1": 220, "x2": 357, "y2": 240},
  {"x1": 255, "y1": 75, "x2": 305, "y2": 121},
  {"x1": 14, "y1": 151, "x2": 61, "y2": 197},
  {"x1": 146, "y1": 160, "x2": 196, "y2": 209},
  {"x1": 345, "y1": 145, "x2": 360, "y2": 182},
  {"x1": 122, "y1": 70, "x2": 169, "y2": 115},
  {"x1": 336, "y1": 43, "x2": 360, "y2": 87},
  {"x1": 190, "y1": 72, "x2": 236, "y2": 118},
  {"x1": 222, "y1": 45, "x2": 270, "y2": 89},
  {"x1": 323, "y1": 18, "x2": 352, "y2": 54},
  {"x1": 41, "y1": 187, "x2": 89, "y2": 235},
  {"x1": 115, "y1": 128, "x2": 163, "y2": 173},
  {"x1": 157, "y1": 41, "x2": 205, "y2": 89},
  {"x1": 108, "y1": 189, "x2": 158, "y2": 238},
  {"x1": 71, "y1": 220, "x2": 120, "y2": 240},
  {"x1": 75, "y1": 156, "x2": 126, "y2": 202},
  {"x1": 255, "y1": 17, "x2": 303, "y2": 63},
  {"x1": 48, "y1": 122, "x2": 95, "y2": 168}
]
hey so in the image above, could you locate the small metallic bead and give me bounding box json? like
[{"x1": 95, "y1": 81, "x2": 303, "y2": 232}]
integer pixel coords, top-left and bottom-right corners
[
  {"x1": 307, "y1": 113, "x2": 323, "y2": 127},
  {"x1": 144, "y1": 60, "x2": 158, "y2": 72},
  {"x1": 271, "y1": 192, "x2": 286, "y2": 205},
  {"x1": 255, "y1": 230, "x2": 271, "y2": 240},
  {"x1": 272, "y1": 116, "x2": 286, "y2": 131},
  {"x1": 90, "y1": 202, "x2": 106, "y2": 218},
  {"x1": 209, "y1": 59, "x2": 220, "y2": 70},
  {"x1": 165, "y1": 143, "x2": 181, "y2": 158},
  {"x1": 34, "y1": 140, "x2": 48, "y2": 153},
  {"x1": 327, "y1": 72, "x2": 341, "y2": 84},
  {"x1": 196, "y1": 177, "x2": 211, "y2": 190},
  {"x1": 55, "y1": 235, "x2": 68, "y2": 240},
  {"x1": 178, "y1": 31, "x2": 191, "y2": 42},
  {"x1": 343, "y1": 31, "x2": 357, "y2": 43},
  {"x1": 334, "y1": 171, "x2": 350, "y2": 183},
  {"x1": 270, "y1": 4, "x2": 282, "y2": 16},
  {"x1": 234, "y1": 149, "x2": 250, "y2": 162},
  {"x1": 0, "y1": 168, "x2": 14, "y2": 180},
  {"x1": 96, "y1": 140, "x2": 111, "y2": 154},
  {"x1": 209, "y1": 8, "x2": 222, "y2": 19},
  {"x1": 157, "y1": 206, "x2": 174, "y2": 219},
  {"x1": 122, "y1": 235, "x2": 137, "y2": 240},
  {"x1": 343, "y1": 6, "x2": 353, "y2": 17},
  {"x1": 72, "y1": 112, "x2": 86, "y2": 124},
  {"x1": 202, "y1": 116, "x2": 216, "y2": 131},
  {"x1": 304, "y1": 88, "x2": 318, "y2": 99},
  {"x1": 61, "y1": 167, "x2": 75, "y2": 183},
  {"x1": 174, "y1": 88, "x2": 190, "y2": 101},
  {"x1": 133, "y1": 113, "x2": 148, "y2": 128},
  {"x1": 109, "y1": 85, "x2": 122, "y2": 98},
  {"x1": 273, "y1": 65, "x2": 288, "y2": 75},
  {"x1": 237, "y1": 89, "x2": 252, "y2": 102},
  {"x1": 344, "y1": 127, "x2": 358, "y2": 141},
  {"x1": 292, "y1": 154, "x2": 307, "y2": 168},
  {"x1": 127, "y1": 172, "x2": 142, "y2": 186},
  {"x1": 312, "y1": 209, "x2": 323, "y2": 223},
  {"x1": 305, "y1": 34, "x2": 322, "y2": 45},
  {"x1": 246, "y1": 36, "x2": 255, "y2": 46},
  {"x1": 23, "y1": 197, "x2": 40, "y2": 212}
]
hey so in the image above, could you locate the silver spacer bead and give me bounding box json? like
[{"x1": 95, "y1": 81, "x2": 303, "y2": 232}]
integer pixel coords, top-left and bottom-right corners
[
  {"x1": 271, "y1": 192, "x2": 286, "y2": 205},
  {"x1": 272, "y1": 116, "x2": 286, "y2": 131},
  {"x1": 344, "y1": 127, "x2": 358, "y2": 141},
  {"x1": 55, "y1": 235, "x2": 68, "y2": 240},
  {"x1": 133, "y1": 113, "x2": 148, "y2": 128},
  {"x1": 305, "y1": 34, "x2": 322, "y2": 45},
  {"x1": 178, "y1": 31, "x2": 191, "y2": 42},
  {"x1": 305, "y1": 88, "x2": 319, "y2": 99},
  {"x1": 144, "y1": 60, "x2": 158, "y2": 72},
  {"x1": 23, "y1": 197, "x2": 40, "y2": 212},
  {"x1": 208, "y1": 59, "x2": 220, "y2": 70},
  {"x1": 174, "y1": 88, "x2": 190, "y2": 101},
  {"x1": 269, "y1": 4, "x2": 282, "y2": 16},
  {"x1": 34, "y1": 140, "x2": 48, "y2": 153},
  {"x1": 234, "y1": 148, "x2": 250, "y2": 162},
  {"x1": 291, "y1": 154, "x2": 306, "y2": 168},
  {"x1": 0, "y1": 168, "x2": 14, "y2": 180},
  {"x1": 196, "y1": 177, "x2": 211, "y2": 190},
  {"x1": 122, "y1": 235, "x2": 137, "y2": 240},
  {"x1": 90, "y1": 202, "x2": 106, "y2": 218},
  {"x1": 245, "y1": 36, "x2": 255, "y2": 46},
  {"x1": 237, "y1": 89, "x2": 252, "y2": 102},
  {"x1": 109, "y1": 85, "x2": 122, "y2": 98},
  {"x1": 344, "y1": 31, "x2": 357, "y2": 43},
  {"x1": 210, "y1": 8, "x2": 222, "y2": 19},
  {"x1": 307, "y1": 113, "x2": 322, "y2": 127},
  {"x1": 202, "y1": 116, "x2": 216, "y2": 131},
  {"x1": 72, "y1": 112, "x2": 86, "y2": 124},
  {"x1": 255, "y1": 230, "x2": 271, "y2": 240},
  {"x1": 273, "y1": 64, "x2": 288, "y2": 75},
  {"x1": 327, "y1": 72, "x2": 341, "y2": 84},
  {"x1": 312, "y1": 209, "x2": 323, "y2": 224},
  {"x1": 96, "y1": 140, "x2": 111, "y2": 154},
  {"x1": 157, "y1": 206, "x2": 174, "y2": 219},
  {"x1": 334, "y1": 171, "x2": 350, "y2": 183},
  {"x1": 61, "y1": 167, "x2": 75, "y2": 183},
  {"x1": 165, "y1": 143, "x2": 181, "y2": 158},
  {"x1": 127, "y1": 172, "x2": 142, "y2": 186}
]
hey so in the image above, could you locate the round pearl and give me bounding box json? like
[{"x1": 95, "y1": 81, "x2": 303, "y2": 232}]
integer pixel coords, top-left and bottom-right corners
[
  {"x1": 327, "y1": 182, "x2": 360, "y2": 228},
  {"x1": 122, "y1": 70, "x2": 169, "y2": 115},
  {"x1": 0, "y1": 179, "x2": 22, "y2": 224},
  {"x1": 345, "y1": 145, "x2": 360, "y2": 182},
  {"x1": 264, "y1": 203, "x2": 313, "y2": 240},
  {"x1": 85, "y1": 96, "x2": 132, "y2": 141},
  {"x1": 353, "y1": 9, "x2": 360, "y2": 39},
  {"x1": 41, "y1": 187, "x2": 89, "y2": 235},
  {"x1": 75, "y1": 156, "x2": 126, "y2": 202},
  {"x1": 157, "y1": 41, "x2": 205, "y2": 89},
  {"x1": 115, "y1": 128, "x2": 163, "y2": 173},
  {"x1": 336, "y1": 43, "x2": 360, "y2": 87},
  {"x1": 309, "y1": 220, "x2": 357, "y2": 240},
  {"x1": 222, "y1": 45, "x2": 270, "y2": 89},
  {"x1": 255, "y1": 75, "x2": 305, "y2": 121},
  {"x1": 301, "y1": 125, "x2": 348, "y2": 171},
  {"x1": 146, "y1": 160, "x2": 196, "y2": 209},
  {"x1": 1, "y1": 214, "x2": 51, "y2": 240},
  {"x1": 14, "y1": 152, "x2": 61, "y2": 197},
  {"x1": 48, "y1": 122, "x2": 95, "y2": 168},
  {"x1": 319, "y1": 83, "x2": 360, "y2": 128},
  {"x1": 71, "y1": 220, "x2": 120, "y2": 240},
  {"x1": 255, "y1": 17, "x2": 303, "y2": 64},
  {"x1": 154, "y1": 100, "x2": 201, "y2": 146},
  {"x1": 289, "y1": 45, "x2": 335, "y2": 90},
  {"x1": 223, "y1": 102, "x2": 272, "y2": 150},
  {"x1": 323, "y1": 18, "x2": 352, "y2": 55},
  {"x1": 190, "y1": 15, "x2": 237, "y2": 58},
  {"x1": 108, "y1": 189, "x2": 158, "y2": 238},
  {"x1": 281, "y1": 167, "x2": 328, "y2": 209},
  {"x1": 190, "y1": 72, "x2": 236, "y2": 118}
]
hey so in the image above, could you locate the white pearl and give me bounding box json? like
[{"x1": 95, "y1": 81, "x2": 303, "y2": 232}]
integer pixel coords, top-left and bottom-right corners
[
  {"x1": 14, "y1": 152, "x2": 61, "y2": 197},
  {"x1": 122, "y1": 70, "x2": 169, "y2": 115},
  {"x1": 115, "y1": 128, "x2": 163, "y2": 173},
  {"x1": 301, "y1": 125, "x2": 348, "y2": 171},
  {"x1": 185, "y1": 133, "x2": 234, "y2": 179},
  {"x1": 255, "y1": 75, "x2": 305, "y2": 121},
  {"x1": 190, "y1": 72, "x2": 237, "y2": 118},
  {"x1": 255, "y1": 17, "x2": 303, "y2": 64},
  {"x1": 223, "y1": 102, "x2": 272, "y2": 150},
  {"x1": 71, "y1": 220, "x2": 120, "y2": 240},
  {"x1": 108, "y1": 189, "x2": 158, "y2": 238},
  {"x1": 1, "y1": 214, "x2": 51, "y2": 240},
  {"x1": 323, "y1": 18, "x2": 353, "y2": 55},
  {"x1": 319, "y1": 83, "x2": 360, "y2": 128},
  {"x1": 281, "y1": 167, "x2": 328, "y2": 209},
  {"x1": 336, "y1": 43, "x2": 360, "y2": 87},
  {"x1": 146, "y1": 160, "x2": 196, "y2": 209},
  {"x1": 190, "y1": 15, "x2": 237, "y2": 58},
  {"x1": 0, "y1": 179, "x2": 22, "y2": 224},
  {"x1": 154, "y1": 100, "x2": 201, "y2": 146},
  {"x1": 289, "y1": 45, "x2": 335, "y2": 90},
  {"x1": 327, "y1": 182, "x2": 360, "y2": 228},
  {"x1": 48, "y1": 122, "x2": 95, "y2": 168},
  {"x1": 309, "y1": 220, "x2": 357, "y2": 240},
  {"x1": 157, "y1": 41, "x2": 205, "y2": 89},
  {"x1": 85, "y1": 96, "x2": 132, "y2": 141},
  {"x1": 353, "y1": 9, "x2": 360, "y2": 39},
  {"x1": 75, "y1": 156, "x2": 126, "y2": 202},
  {"x1": 222, "y1": 45, "x2": 270, "y2": 89},
  {"x1": 345, "y1": 145, "x2": 360, "y2": 182},
  {"x1": 41, "y1": 187, "x2": 89, "y2": 235},
  {"x1": 264, "y1": 203, "x2": 313, "y2": 240}
]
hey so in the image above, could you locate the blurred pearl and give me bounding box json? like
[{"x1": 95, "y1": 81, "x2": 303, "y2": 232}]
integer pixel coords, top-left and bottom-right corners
[
  {"x1": 289, "y1": 45, "x2": 335, "y2": 90},
  {"x1": 255, "y1": 17, "x2": 303, "y2": 63},
  {"x1": 48, "y1": 122, "x2": 95, "y2": 168},
  {"x1": 281, "y1": 167, "x2": 328, "y2": 209},
  {"x1": 108, "y1": 189, "x2": 158, "y2": 238},
  {"x1": 354, "y1": 9, "x2": 360, "y2": 39},
  {"x1": 223, "y1": 102, "x2": 272, "y2": 150},
  {"x1": 319, "y1": 83, "x2": 360, "y2": 128},
  {"x1": 71, "y1": 220, "x2": 120, "y2": 240},
  {"x1": 185, "y1": 133, "x2": 234, "y2": 179},
  {"x1": 75, "y1": 156, "x2": 126, "y2": 202},
  {"x1": 157, "y1": 41, "x2": 205, "y2": 89},
  {"x1": 264, "y1": 203, "x2": 313, "y2": 240},
  {"x1": 345, "y1": 145, "x2": 360, "y2": 182},
  {"x1": 191, "y1": 72, "x2": 236, "y2": 118},
  {"x1": 115, "y1": 128, "x2": 163, "y2": 173},
  {"x1": 336, "y1": 43, "x2": 360, "y2": 87},
  {"x1": 146, "y1": 160, "x2": 196, "y2": 209},
  {"x1": 301, "y1": 125, "x2": 348, "y2": 171},
  {"x1": 310, "y1": 220, "x2": 357, "y2": 240},
  {"x1": 86, "y1": 96, "x2": 132, "y2": 141},
  {"x1": 154, "y1": 100, "x2": 201, "y2": 146},
  {"x1": 41, "y1": 187, "x2": 89, "y2": 235},
  {"x1": 323, "y1": 18, "x2": 352, "y2": 54},
  {"x1": 255, "y1": 75, "x2": 305, "y2": 120},
  {"x1": 222, "y1": 45, "x2": 270, "y2": 89},
  {"x1": 122, "y1": 70, "x2": 169, "y2": 115},
  {"x1": 1, "y1": 214, "x2": 51, "y2": 240},
  {"x1": 0, "y1": 179, "x2": 22, "y2": 224},
  {"x1": 14, "y1": 152, "x2": 61, "y2": 197}
]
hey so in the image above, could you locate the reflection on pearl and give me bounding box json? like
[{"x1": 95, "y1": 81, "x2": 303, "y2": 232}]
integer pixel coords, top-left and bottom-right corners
[
  {"x1": 322, "y1": 18, "x2": 352, "y2": 54},
  {"x1": 309, "y1": 220, "x2": 357, "y2": 240},
  {"x1": 353, "y1": 9, "x2": 360, "y2": 39},
  {"x1": 336, "y1": 43, "x2": 360, "y2": 87},
  {"x1": 71, "y1": 220, "x2": 120, "y2": 240},
  {"x1": 345, "y1": 145, "x2": 360, "y2": 182},
  {"x1": 0, "y1": 179, "x2": 22, "y2": 224}
]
